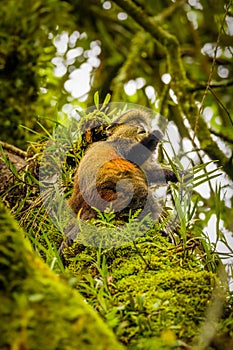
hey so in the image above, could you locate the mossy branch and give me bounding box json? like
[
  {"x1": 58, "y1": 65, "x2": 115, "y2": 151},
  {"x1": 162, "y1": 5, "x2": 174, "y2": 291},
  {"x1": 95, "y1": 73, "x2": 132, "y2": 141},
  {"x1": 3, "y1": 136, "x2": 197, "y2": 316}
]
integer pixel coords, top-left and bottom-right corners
[
  {"x1": 0, "y1": 201, "x2": 125, "y2": 350},
  {"x1": 188, "y1": 78, "x2": 233, "y2": 92}
]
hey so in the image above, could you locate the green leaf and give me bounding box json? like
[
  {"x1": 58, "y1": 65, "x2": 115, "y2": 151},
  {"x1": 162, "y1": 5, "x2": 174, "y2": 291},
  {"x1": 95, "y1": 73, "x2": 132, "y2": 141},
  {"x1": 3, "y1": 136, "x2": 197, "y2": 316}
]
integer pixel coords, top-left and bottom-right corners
[{"x1": 94, "y1": 91, "x2": 100, "y2": 109}]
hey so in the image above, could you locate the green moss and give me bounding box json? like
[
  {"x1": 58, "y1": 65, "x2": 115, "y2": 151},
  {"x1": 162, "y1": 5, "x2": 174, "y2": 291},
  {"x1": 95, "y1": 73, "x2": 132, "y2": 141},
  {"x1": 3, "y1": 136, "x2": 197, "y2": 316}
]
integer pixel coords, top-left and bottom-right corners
[
  {"x1": 64, "y1": 229, "x2": 232, "y2": 349},
  {"x1": 0, "y1": 202, "x2": 125, "y2": 350}
]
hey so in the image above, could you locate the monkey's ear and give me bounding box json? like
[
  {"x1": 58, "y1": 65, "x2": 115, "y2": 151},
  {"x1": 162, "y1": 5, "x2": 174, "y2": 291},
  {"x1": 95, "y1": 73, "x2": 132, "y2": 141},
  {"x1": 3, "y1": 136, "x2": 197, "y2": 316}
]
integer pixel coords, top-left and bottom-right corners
[{"x1": 106, "y1": 122, "x2": 118, "y2": 135}]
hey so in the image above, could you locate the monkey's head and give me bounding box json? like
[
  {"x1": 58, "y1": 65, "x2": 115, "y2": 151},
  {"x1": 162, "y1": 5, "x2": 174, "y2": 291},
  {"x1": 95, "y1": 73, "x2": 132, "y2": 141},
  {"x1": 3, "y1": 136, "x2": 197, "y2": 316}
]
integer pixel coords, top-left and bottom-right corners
[
  {"x1": 106, "y1": 110, "x2": 163, "y2": 161},
  {"x1": 107, "y1": 109, "x2": 152, "y2": 143}
]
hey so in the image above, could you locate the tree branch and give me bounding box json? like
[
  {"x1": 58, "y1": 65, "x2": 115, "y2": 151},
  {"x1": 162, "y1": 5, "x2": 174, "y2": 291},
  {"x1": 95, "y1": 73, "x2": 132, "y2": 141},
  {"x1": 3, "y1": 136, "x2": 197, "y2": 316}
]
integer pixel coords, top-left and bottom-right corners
[
  {"x1": 0, "y1": 141, "x2": 27, "y2": 158},
  {"x1": 112, "y1": 0, "x2": 187, "y2": 84},
  {"x1": 112, "y1": 0, "x2": 233, "y2": 181},
  {"x1": 189, "y1": 78, "x2": 233, "y2": 92}
]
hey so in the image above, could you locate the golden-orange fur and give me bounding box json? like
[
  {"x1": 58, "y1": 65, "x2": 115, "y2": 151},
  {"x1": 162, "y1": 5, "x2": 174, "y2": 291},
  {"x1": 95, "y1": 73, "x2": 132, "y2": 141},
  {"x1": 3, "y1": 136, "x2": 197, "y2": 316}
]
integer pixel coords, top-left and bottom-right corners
[
  {"x1": 60, "y1": 109, "x2": 178, "y2": 253},
  {"x1": 68, "y1": 110, "x2": 177, "y2": 221}
]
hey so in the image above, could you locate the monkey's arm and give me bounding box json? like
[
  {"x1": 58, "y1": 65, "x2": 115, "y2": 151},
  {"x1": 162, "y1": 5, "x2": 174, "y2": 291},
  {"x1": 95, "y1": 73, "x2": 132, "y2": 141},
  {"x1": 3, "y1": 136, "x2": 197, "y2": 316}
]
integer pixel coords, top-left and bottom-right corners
[
  {"x1": 146, "y1": 167, "x2": 178, "y2": 185},
  {"x1": 147, "y1": 166, "x2": 192, "y2": 185}
]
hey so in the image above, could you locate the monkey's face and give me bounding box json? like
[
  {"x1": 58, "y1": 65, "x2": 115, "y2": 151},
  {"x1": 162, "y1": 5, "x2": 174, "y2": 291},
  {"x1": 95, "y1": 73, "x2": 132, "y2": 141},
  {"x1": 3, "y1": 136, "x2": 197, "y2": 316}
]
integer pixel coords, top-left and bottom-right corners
[{"x1": 107, "y1": 121, "x2": 150, "y2": 143}]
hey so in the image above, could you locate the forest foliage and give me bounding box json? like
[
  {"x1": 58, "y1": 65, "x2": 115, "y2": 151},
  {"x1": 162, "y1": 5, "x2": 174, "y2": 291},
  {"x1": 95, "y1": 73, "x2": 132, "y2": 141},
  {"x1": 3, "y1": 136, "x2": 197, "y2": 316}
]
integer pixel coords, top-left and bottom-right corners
[
  {"x1": 1, "y1": 0, "x2": 232, "y2": 275},
  {"x1": 0, "y1": 0, "x2": 233, "y2": 349}
]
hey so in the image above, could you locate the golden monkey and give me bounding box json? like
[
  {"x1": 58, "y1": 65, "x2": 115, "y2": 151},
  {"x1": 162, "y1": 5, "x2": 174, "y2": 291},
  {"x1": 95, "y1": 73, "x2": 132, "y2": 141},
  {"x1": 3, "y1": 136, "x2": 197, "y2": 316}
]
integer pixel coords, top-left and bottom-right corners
[{"x1": 59, "y1": 109, "x2": 179, "y2": 254}]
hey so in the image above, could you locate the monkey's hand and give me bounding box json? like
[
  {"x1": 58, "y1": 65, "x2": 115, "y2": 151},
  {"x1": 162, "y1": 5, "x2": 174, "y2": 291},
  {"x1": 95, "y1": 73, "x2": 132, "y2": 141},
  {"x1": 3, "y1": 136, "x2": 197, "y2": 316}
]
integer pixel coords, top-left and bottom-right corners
[
  {"x1": 140, "y1": 130, "x2": 163, "y2": 152},
  {"x1": 127, "y1": 130, "x2": 163, "y2": 166}
]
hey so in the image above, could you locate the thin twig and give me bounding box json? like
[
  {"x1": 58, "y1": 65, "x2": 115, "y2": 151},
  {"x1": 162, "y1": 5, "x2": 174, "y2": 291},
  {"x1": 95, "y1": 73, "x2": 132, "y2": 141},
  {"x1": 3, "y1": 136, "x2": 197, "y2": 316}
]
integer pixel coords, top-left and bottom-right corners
[
  {"x1": 0, "y1": 141, "x2": 27, "y2": 158},
  {"x1": 193, "y1": 0, "x2": 233, "y2": 141},
  {"x1": 209, "y1": 87, "x2": 233, "y2": 126}
]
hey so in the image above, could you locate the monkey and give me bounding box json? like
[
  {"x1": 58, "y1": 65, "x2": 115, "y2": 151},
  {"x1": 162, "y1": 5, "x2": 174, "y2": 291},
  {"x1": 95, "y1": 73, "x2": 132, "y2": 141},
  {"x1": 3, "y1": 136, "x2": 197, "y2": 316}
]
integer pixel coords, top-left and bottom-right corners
[{"x1": 59, "y1": 109, "x2": 180, "y2": 255}]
